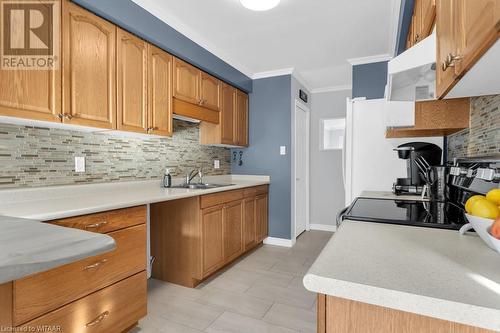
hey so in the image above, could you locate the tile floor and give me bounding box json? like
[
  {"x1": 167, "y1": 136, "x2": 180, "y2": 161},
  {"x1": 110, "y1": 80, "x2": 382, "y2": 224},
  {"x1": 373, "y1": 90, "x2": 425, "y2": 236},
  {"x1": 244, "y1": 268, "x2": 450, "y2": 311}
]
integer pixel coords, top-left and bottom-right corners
[{"x1": 131, "y1": 230, "x2": 333, "y2": 333}]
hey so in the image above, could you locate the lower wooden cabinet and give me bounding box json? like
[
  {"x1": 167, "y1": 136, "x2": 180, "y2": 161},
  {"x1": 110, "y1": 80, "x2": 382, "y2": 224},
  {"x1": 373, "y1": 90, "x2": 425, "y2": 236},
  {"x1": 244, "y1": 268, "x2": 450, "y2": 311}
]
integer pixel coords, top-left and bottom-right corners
[
  {"x1": 0, "y1": 206, "x2": 148, "y2": 332},
  {"x1": 317, "y1": 294, "x2": 493, "y2": 333},
  {"x1": 151, "y1": 185, "x2": 269, "y2": 288}
]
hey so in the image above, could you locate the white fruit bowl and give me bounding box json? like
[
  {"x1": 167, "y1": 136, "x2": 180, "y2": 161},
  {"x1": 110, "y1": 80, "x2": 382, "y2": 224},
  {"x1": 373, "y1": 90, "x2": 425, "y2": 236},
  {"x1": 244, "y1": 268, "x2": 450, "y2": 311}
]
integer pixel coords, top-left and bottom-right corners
[
  {"x1": 460, "y1": 214, "x2": 496, "y2": 251},
  {"x1": 486, "y1": 227, "x2": 500, "y2": 253}
]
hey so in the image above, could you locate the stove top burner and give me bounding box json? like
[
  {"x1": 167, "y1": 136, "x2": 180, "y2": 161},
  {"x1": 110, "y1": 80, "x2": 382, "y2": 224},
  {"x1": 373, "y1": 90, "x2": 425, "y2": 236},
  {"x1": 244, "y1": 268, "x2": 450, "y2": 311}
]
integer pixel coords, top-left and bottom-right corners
[{"x1": 344, "y1": 198, "x2": 467, "y2": 230}]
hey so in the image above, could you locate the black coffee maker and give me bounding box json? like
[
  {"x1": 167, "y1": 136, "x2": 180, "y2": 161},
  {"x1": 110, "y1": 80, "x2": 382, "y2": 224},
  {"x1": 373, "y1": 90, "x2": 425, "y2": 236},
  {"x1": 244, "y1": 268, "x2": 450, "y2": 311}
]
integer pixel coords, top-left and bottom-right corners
[{"x1": 393, "y1": 142, "x2": 442, "y2": 195}]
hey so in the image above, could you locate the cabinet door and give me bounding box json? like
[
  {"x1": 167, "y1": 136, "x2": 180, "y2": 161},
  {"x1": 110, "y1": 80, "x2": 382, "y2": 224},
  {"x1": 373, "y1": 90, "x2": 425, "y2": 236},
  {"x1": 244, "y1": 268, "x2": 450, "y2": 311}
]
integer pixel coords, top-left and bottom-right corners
[
  {"x1": 149, "y1": 45, "x2": 173, "y2": 136},
  {"x1": 117, "y1": 28, "x2": 148, "y2": 133},
  {"x1": 220, "y1": 84, "x2": 237, "y2": 145},
  {"x1": 454, "y1": 0, "x2": 500, "y2": 76},
  {"x1": 62, "y1": 1, "x2": 116, "y2": 129},
  {"x1": 235, "y1": 91, "x2": 249, "y2": 147},
  {"x1": 436, "y1": 0, "x2": 460, "y2": 98},
  {"x1": 224, "y1": 200, "x2": 243, "y2": 262},
  {"x1": 201, "y1": 205, "x2": 224, "y2": 276},
  {"x1": 173, "y1": 58, "x2": 200, "y2": 105},
  {"x1": 255, "y1": 194, "x2": 268, "y2": 242},
  {"x1": 200, "y1": 72, "x2": 221, "y2": 111},
  {"x1": 243, "y1": 197, "x2": 256, "y2": 250},
  {"x1": 412, "y1": 0, "x2": 423, "y2": 45},
  {"x1": 421, "y1": 0, "x2": 436, "y2": 37}
]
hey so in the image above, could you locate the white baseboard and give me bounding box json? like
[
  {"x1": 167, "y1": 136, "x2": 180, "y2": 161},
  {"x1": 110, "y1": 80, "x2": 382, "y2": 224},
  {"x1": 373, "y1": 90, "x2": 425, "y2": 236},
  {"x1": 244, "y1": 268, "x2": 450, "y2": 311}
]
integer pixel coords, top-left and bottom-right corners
[
  {"x1": 309, "y1": 223, "x2": 337, "y2": 232},
  {"x1": 263, "y1": 237, "x2": 295, "y2": 248}
]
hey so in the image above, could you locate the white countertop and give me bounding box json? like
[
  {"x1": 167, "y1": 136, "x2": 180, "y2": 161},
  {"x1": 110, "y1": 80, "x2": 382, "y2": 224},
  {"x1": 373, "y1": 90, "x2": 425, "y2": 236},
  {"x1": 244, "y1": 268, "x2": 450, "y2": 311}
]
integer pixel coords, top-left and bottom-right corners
[
  {"x1": 360, "y1": 190, "x2": 429, "y2": 201},
  {"x1": 0, "y1": 175, "x2": 270, "y2": 221},
  {"x1": 303, "y1": 220, "x2": 500, "y2": 331},
  {"x1": 0, "y1": 215, "x2": 115, "y2": 284}
]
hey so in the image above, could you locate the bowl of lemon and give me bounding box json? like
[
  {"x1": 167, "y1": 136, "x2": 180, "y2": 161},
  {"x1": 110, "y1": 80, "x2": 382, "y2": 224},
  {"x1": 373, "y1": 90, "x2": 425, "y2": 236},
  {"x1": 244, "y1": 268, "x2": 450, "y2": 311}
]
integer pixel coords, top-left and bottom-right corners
[{"x1": 460, "y1": 189, "x2": 500, "y2": 253}]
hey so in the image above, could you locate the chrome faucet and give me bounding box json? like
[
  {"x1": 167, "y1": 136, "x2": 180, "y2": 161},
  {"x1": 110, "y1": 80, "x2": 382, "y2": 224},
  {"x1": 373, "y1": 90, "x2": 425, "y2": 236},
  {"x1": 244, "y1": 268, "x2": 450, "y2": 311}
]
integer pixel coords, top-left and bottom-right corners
[{"x1": 186, "y1": 168, "x2": 203, "y2": 185}]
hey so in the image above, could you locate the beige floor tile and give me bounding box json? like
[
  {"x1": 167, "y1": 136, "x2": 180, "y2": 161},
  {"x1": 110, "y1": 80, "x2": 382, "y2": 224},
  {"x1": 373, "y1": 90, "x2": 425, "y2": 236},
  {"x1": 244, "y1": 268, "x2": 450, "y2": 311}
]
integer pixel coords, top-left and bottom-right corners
[
  {"x1": 148, "y1": 279, "x2": 207, "y2": 302},
  {"x1": 197, "y1": 287, "x2": 274, "y2": 319},
  {"x1": 206, "y1": 311, "x2": 298, "y2": 333},
  {"x1": 245, "y1": 282, "x2": 316, "y2": 309},
  {"x1": 148, "y1": 297, "x2": 224, "y2": 331},
  {"x1": 264, "y1": 303, "x2": 316, "y2": 333},
  {"x1": 131, "y1": 314, "x2": 204, "y2": 333},
  {"x1": 287, "y1": 276, "x2": 307, "y2": 290},
  {"x1": 270, "y1": 260, "x2": 309, "y2": 276}
]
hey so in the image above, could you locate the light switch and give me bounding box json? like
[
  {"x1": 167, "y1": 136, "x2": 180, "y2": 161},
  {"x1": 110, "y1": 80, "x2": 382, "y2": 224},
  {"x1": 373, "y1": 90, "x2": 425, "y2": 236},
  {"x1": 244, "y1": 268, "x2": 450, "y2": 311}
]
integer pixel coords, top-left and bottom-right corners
[
  {"x1": 75, "y1": 156, "x2": 85, "y2": 173},
  {"x1": 214, "y1": 159, "x2": 220, "y2": 169},
  {"x1": 280, "y1": 146, "x2": 286, "y2": 155}
]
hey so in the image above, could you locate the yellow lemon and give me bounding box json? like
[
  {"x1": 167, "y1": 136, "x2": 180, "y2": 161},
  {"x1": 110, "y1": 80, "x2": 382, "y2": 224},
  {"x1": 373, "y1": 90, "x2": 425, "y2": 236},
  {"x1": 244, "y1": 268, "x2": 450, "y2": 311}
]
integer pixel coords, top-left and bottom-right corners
[
  {"x1": 471, "y1": 199, "x2": 500, "y2": 219},
  {"x1": 465, "y1": 195, "x2": 486, "y2": 213},
  {"x1": 486, "y1": 189, "x2": 500, "y2": 205}
]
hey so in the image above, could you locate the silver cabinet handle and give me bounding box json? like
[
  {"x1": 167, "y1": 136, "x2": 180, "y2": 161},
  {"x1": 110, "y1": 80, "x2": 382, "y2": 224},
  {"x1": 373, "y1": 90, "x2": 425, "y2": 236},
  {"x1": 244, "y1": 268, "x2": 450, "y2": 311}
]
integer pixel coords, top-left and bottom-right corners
[
  {"x1": 85, "y1": 221, "x2": 107, "y2": 230},
  {"x1": 85, "y1": 311, "x2": 109, "y2": 327},
  {"x1": 83, "y1": 259, "x2": 108, "y2": 270}
]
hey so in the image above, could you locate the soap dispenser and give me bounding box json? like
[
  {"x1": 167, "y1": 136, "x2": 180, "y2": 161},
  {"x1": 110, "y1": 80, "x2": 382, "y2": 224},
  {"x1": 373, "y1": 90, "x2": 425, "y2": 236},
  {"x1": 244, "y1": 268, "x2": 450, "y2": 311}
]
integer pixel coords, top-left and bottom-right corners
[{"x1": 163, "y1": 168, "x2": 172, "y2": 188}]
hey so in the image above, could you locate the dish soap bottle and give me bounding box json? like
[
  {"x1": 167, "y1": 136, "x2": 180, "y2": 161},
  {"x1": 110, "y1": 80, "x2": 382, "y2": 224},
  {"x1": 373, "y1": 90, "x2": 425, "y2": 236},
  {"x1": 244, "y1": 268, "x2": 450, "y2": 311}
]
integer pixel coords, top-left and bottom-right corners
[{"x1": 163, "y1": 168, "x2": 172, "y2": 188}]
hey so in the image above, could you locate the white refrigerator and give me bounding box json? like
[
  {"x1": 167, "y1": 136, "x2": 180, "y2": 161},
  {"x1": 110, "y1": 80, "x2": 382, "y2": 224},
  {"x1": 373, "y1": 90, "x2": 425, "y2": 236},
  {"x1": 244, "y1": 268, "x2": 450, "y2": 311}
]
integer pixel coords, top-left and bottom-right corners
[{"x1": 343, "y1": 98, "x2": 444, "y2": 206}]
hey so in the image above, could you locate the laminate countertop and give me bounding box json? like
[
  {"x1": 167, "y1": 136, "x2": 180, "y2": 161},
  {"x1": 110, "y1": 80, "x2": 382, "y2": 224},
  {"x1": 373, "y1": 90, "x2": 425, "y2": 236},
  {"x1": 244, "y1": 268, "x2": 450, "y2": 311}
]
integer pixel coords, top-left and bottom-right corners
[
  {"x1": 0, "y1": 175, "x2": 270, "y2": 221},
  {"x1": 303, "y1": 220, "x2": 500, "y2": 332},
  {"x1": 0, "y1": 215, "x2": 115, "y2": 284}
]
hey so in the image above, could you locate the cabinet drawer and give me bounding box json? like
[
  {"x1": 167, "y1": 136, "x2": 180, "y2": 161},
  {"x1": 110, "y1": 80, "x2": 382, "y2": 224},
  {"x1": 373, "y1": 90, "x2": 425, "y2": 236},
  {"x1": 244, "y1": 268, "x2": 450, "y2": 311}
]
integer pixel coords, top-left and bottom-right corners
[
  {"x1": 14, "y1": 224, "x2": 146, "y2": 325},
  {"x1": 201, "y1": 189, "x2": 243, "y2": 209},
  {"x1": 18, "y1": 272, "x2": 147, "y2": 333},
  {"x1": 243, "y1": 185, "x2": 268, "y2": 197},
  {"x1": 50, "y1": 205, "x2": 146, "y2": 233}
]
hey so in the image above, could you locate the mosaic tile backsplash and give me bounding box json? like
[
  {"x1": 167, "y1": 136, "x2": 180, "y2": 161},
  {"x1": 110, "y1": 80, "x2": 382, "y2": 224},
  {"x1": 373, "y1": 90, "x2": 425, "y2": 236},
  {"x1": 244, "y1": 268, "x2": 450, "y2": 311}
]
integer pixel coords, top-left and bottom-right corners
[
  {"x1": 448, "y1": 94, "x2": 500, "y2": 159},
  {"x1": 0, "y1": 120, "x2": 231, "y2": 188}
]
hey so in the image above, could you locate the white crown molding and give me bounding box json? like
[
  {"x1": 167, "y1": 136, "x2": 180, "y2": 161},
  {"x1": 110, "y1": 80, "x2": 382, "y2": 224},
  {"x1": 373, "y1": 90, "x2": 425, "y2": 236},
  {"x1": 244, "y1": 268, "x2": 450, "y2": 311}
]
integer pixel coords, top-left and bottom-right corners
[
  {"x1": 309, "y1": 224, "x2": 337, "y2": 232},
  {"x1": 263, "y1": 237, "x2": 295, "y2": 248},
  {"x1": 131, "y1": 0, "x2": 254, "y2": 78},
  {"x1": 311, "y1": 85, "x2": 352, "y2": 94},
  {"x1": 347, "y1": 54, "x2": 393, "y2": 66},
  {"x1": 252, "y1": 68, "x2": 295, "y2": 80}
]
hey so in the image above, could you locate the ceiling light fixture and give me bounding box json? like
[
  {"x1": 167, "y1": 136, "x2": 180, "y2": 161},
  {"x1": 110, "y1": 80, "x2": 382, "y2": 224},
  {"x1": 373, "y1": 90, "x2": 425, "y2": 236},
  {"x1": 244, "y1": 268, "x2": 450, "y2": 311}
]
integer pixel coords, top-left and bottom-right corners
[{"x1": 240, "y1": 0, "x2": 280, "y2": 11}]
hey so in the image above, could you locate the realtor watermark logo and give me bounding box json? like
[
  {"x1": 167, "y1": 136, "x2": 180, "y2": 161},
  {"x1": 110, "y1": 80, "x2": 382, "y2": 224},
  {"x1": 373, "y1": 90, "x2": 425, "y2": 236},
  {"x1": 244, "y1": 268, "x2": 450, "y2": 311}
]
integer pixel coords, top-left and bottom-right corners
[{"x1": 1, "y1": 0, "x2": 60, "y2": 70}]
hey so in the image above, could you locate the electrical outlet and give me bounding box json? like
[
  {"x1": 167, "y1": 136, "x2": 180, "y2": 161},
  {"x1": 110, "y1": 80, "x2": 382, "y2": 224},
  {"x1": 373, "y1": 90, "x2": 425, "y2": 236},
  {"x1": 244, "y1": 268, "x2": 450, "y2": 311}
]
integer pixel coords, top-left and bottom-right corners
[
  {"x1": 280, "y1": 146, "x2": 286, "y2": 155},
  {"x1": 214, "y1": 160, "x2": 220, "y2": 169},
  {"x1": 75, "y1": 156, "x2": 85, "y2": 173}
]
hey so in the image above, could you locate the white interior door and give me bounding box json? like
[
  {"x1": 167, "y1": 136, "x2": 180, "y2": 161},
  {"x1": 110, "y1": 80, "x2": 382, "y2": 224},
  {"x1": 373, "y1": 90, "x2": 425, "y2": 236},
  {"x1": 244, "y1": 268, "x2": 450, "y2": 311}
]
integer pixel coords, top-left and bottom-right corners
[{"x1": 295, "y1": 103, "x2": 309, "y2": 237}]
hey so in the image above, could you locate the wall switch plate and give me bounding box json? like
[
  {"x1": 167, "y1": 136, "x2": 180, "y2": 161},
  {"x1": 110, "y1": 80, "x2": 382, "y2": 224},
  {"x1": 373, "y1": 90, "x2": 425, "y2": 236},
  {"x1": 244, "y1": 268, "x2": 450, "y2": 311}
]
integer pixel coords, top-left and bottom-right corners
[
  {"x1": 214, "y1": 159, "x2": 220, "y2": 169},
  {"x1": 75, "y1": 156, "x2": 85, "y2": 173},
  {"x1": 280, "y1": 146, "x2": 286, "y2": 155}
]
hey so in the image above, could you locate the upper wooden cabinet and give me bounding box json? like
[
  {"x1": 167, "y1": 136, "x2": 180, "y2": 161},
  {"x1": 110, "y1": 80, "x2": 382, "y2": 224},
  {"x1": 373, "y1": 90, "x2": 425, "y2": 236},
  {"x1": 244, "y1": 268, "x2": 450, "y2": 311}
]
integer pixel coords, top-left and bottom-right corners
[
  {"x1": 62, "y1": 0, "x2": 116, "y2": 129},
  {"x1": 173, "y1": 58, "x2": 200, "y2": 105},
  {"x1": 236, "y1": 90, "x2": 249, "y2": 147},
  {"x1": 200, "y1": 73, "x2": 222, "y2": 111},
  {"x1": 220, "y1": 84, "x2": 237, "y2": 145},
  {"x1": 406, "y1": 0, "x2": 436, "y2": 48},
  {"x1": 436, "y1": 0, "x2": 500, "y2": 98},
  {"x1": 117, "y1": 28, "x2": 149, "y2": 133},
  {"x1": 149, "y1": 45, "x2": 173, "y2": 136}
]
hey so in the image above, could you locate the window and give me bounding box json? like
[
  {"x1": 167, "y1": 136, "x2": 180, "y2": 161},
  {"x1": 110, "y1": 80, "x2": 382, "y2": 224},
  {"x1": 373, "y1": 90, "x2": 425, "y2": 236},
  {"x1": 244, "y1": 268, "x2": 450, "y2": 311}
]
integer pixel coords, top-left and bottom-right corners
[{"x1": 321, "y1": 118, "x2": 345, "y2": 150}]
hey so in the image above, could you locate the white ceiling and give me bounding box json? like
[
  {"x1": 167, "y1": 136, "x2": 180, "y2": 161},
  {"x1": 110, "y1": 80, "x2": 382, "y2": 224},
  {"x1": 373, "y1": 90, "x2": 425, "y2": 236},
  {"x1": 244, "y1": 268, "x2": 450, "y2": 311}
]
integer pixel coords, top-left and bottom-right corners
[{"x1": 132, "y1": 0, "x2": 400, "y2": 91}]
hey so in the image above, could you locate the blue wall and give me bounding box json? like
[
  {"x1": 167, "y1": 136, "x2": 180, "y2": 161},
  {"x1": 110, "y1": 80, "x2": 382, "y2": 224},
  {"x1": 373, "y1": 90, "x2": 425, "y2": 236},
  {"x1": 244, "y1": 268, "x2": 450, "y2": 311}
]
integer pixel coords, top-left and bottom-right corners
[
  {"x1": 232, "y1": 75, "x2": 292, "y2": 240},
  {"x1": 395, "y1": 0, "x2": 416, "y2": 55},
  {"x1": 352, "y1": 61, "x2": 389, "y2": 99},
  {"x1": 72, "y1": 0, "x2": 252, "y2": 92}
]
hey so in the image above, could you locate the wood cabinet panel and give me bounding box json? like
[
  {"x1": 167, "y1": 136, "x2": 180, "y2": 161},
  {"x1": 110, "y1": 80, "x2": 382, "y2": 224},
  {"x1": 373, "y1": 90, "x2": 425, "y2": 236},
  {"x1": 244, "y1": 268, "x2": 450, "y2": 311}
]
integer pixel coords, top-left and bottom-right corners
[
  {"x1": 200, "y1": 72, "x2": 221, "y2": 111},
  {"x1": 421, "y1": 0, "x2": 436, "y2": 37},
  {"x1": 19, "y1": 272, "x2": 147, "y2": 333},
  {"x1": 173, "y1": 58, "x2": 200, "y2": 105},
  {"x1": 256, "y1": 194, "x2": 268, "y2": 242},
  {"x1": 0, "y1": 282, "x2": 12, "y2": 327},
  {"x1": 62, "y1": 1, "x2": 116, "y2": 129},
  {"x1": 221, "y1": 84, "x2": 237, "y2": 144},
  {"x1": 117, "y1": 28, "x2": 148, "y2": 133},
  {"x1": 148, "y1": 45, "x2": 173, "y2": 136},
  {"x1": 243, "y1": 198, "x2": 256, "y2": 250},
  {"x1": 224, "y1": 200, "x2": 243, "y2": 262},
  {"x1": 236, "y1": 90, "x2": 249, "y2": 147},
  {"x1": 202, "y1": 205, "x2": 225, "y2": 276},
  {"x1": 200, "y1": 189, "x2": 244, "y2": 209},
  {"x1": 13, "y1": 225, "x2": 146, "y2": 325},
  {"x1": 324, "y1": 295, "x2": 493, "y2": 333},
  {"x1": 49, "y1": 206, "x2": 146, "y2": 233}
]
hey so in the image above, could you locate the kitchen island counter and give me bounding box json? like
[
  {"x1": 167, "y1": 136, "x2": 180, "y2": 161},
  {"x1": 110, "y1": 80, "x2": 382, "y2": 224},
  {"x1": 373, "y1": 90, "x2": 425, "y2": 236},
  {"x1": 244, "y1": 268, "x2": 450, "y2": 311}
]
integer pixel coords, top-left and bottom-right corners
[{"x1": 303, "y1": 220, "x2": 500, "y2": 331}]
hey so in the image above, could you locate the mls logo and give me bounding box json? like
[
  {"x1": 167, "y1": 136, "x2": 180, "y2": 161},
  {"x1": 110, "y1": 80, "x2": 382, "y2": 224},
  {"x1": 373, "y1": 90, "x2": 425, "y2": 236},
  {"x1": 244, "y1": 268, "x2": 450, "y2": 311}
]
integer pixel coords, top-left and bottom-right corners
[{"x1": 1, "y1": 0, "x2": 60, "y2": 69}]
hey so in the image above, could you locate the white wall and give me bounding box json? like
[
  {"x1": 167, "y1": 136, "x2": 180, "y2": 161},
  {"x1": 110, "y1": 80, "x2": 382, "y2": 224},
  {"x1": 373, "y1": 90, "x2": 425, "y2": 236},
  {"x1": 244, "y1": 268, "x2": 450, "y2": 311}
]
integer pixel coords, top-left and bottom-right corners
[{"x1": 310, "y1": 89, "x2": 352, "y2": 228}]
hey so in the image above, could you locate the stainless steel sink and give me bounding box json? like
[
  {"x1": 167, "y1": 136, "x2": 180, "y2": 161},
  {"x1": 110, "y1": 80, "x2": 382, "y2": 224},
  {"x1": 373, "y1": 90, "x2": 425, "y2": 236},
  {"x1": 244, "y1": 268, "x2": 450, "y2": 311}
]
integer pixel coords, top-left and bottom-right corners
[{"x1": 171, "y1": 183, "x2": 234, "y2": 190}]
